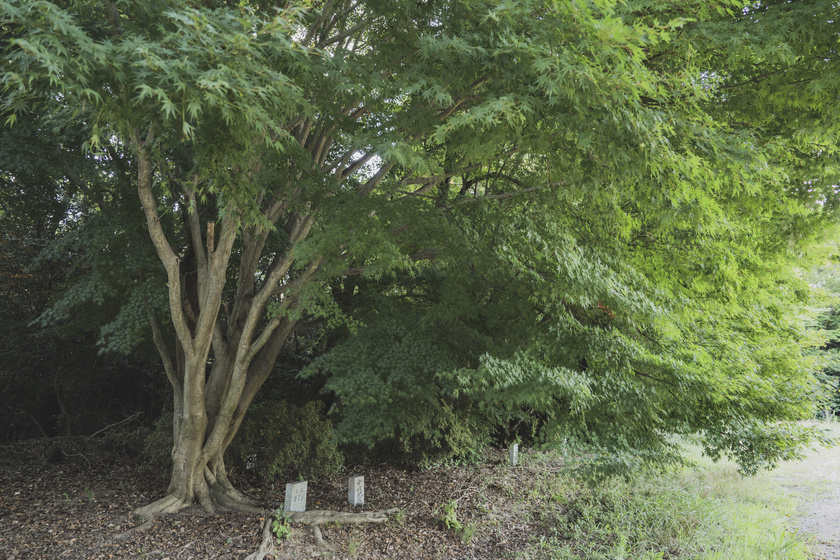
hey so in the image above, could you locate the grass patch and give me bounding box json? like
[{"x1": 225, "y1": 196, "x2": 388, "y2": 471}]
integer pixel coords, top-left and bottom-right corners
[{"x1": 520, "y1": 433, "x2": 830, "y2": 560}]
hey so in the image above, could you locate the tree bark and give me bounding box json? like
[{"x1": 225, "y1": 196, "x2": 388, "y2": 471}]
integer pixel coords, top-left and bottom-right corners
[{"x1": 132, "y1": 129, "x2": 307, "y2": 517}]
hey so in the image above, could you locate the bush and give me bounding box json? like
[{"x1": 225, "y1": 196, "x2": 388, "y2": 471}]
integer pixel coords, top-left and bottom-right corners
[
  {"x1": 227, "y1": 400, "x2": 343, "y2": 484},
  {"x1": 303, "y1": 314, "x2": 493, "y2": 468}
]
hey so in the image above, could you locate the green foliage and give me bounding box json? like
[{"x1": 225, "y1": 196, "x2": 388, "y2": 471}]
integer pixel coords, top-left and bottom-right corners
[
  {"x1": 437, "y1": 498, "x2": 478, "y2": 543},
  {"x1": 530, "y1": 439, "x2": 815, "y2": 560},
  {"x1": 0, "y1": 131, "x2": 165, "y2": 440},
  {"x1": 804, "y1": 262, "x2": 840, "y2": 416},
  {"x1": 460, "y1": 522, "x2": 478, "y2": 545},
  {"x1": 271, "y1": 509, "x2": 292, "y2": 540},
  {"x1": 2, "y1": 0, "x2": 839, "y2": 481},
  {"x1": 437, "y1": 499, "x2": 463, "y2": 533},
  {"x1": 303, "y1": 312, "x2": 492, "y2": 466},
  {"x1": 701, "y1": 420, "x2": 830, "y2": 476},
  {"x1": 227, "y1": 400, "x2": 343, "y2": 484},
  {"x1": 390, "y1": 509, "x2": 406, "y2": 526}
]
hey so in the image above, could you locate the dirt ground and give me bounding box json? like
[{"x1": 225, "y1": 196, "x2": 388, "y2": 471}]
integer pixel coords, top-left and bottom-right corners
[
  {"x1": 2, "y1": 425, "x2": 839, "y2": 560},
  {"x1": 771, "y1": 421, "x2": 840, "y2": 560},
  {"x1": 0, "y1": 437, "x2": 555, "y2": 560}
]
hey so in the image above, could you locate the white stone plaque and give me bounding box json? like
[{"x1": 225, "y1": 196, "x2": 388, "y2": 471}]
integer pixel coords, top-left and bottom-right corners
[
  {"x1": 284, "y1": 481, "x2": 307, "y2": 512},
  {"x1": 348, "y1": 475, "x2": 364, "y2": 506},
  {"x1": 510, "y1": 443, "x2": 519, "y2": 466}
]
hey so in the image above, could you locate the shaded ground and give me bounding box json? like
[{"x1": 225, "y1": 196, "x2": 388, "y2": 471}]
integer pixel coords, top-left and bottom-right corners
[
  {"x1": 0, "y1": 437, "x2": 555, "y2": 559},
  {"x1": 5, "y1": 426, "x2": 839, "y2": 560}
]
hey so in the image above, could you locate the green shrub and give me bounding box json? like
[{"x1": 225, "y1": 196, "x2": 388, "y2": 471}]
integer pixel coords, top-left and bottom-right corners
[
  {"x1": 303, "y1": 315, "x2": 492, "y2": 467},
  {"x1": 227, "y1": 400, "x2": 343, "y2": 484}
]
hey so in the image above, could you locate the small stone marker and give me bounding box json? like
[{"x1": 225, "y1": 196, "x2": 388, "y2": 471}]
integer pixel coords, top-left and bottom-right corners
[
  {"x1": 510, "y1": 443, "x2": 519, "y2": 466},
  {"x1": 348, "y1": 475, "x2": 364, "y2": 506},
  {"x1": 284, "y1": 481, "x2": 308, "y2": 512}
]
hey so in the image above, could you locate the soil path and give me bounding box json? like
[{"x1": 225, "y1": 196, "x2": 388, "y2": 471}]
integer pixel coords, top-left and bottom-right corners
[{"x1": 771, "y1": 422, "x2": 840, "y2": 560}]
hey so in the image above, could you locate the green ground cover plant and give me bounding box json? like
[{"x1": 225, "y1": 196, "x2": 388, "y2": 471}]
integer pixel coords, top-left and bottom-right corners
[{"x1": 519, "y1": 431, "x2": 832, "y2": 560}]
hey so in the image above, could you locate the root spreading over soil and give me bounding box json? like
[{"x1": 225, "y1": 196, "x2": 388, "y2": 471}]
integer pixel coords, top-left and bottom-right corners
[{"x1": 0, "y1": 437, "x2": 546, "y2": 559}]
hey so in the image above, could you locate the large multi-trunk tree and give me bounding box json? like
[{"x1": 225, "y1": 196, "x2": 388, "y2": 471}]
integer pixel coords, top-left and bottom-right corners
[{"x1": 2, "y1": 0, "x2": 839, "y2": 516}]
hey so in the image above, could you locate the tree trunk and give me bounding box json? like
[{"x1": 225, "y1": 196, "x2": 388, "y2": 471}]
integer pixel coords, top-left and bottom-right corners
[
  {"x1": 136, "y1": 319, "x2": 298, "y2": 518},
  {"x1": 136, "y1": 417, "x2": 261, "y2": 517},
  {"x1": 132, "y1": 130, "x2": 317, "y2": 517}
]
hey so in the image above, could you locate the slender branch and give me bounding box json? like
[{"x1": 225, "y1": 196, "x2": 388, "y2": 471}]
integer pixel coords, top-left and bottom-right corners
[
  {"x1": 718, "y1": 68, "x2": 788, "y2": 90},
  {"x1": 296, "y1": 119, "x2": 313, "y2": 145},
  {"x1": 87, "y1": 412, "x2": 143, "y2": 439},
  {"x1": 312, "y1": 130, "x2": 335, "y2": 167},
  {"x1": 301, "y1": 0, "x2": 334, "y2": 47},
  {"x1": 248, "y1": 216, "x2": 315, "y2": 335},
  {"x1": 283, "y1": 115, "x2": 306, "y2": 132},
  {"x1": 247, "y1": 257, "x2": 322, "y2": 364},
  {"x1": 186, "y1": 189, "x2": 209, "y2": 302},
  {"x1": 399, "y1": 149, "x2": 518, "y2": 190},
  {"x1": 357, "y1": 162, "x2": 395, "y2": 197},
  {"x1": 438, "y1": 75, "x2": 491, "y2": 119},
  {"x1": 319, "y1": 18, "x2": 371, "y2": 48},
  {"x1": 328, "y1": 148, "x2": 355, "y2": 176},
  {"x1": 131, "y1": 128, "x2": 194, "y2": 355},
  {"x1": 228, "y1": 184, "x2": 300, "y2": 337},
  {"x1": 340, "y1": 152, "x2": 376, "y2": 181},
  {"x1": 193, "y1": 210, "x2": 239, "y2": 349},
  {"x1": 323, "y1": 0, "x2": 361, "y2": 37},
  {"x1": 150, "y1": 314, "x2": 179, "y2": 392},
  {"x1": 442, "y1": 186, "x2": 540, "y2": 209},
  {"x1": 344, "y1": 103, "x2": 368, "y2": 119},
  {"x1": 63, "y1": 161, "x2": 110, "y2": 212}
]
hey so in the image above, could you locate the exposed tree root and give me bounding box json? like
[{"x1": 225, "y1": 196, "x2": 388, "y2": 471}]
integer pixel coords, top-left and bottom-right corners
[
  {"x1": 134, "y1": 479, "x2": 260, "y2": 521},
  {"x1": 244, "y1": 515, "x2": 276, "y2": 560},
  {"x1": 310, "y1": 524, "x2": 328, "y2": 548},
  {"x1": 242, "y1": 507, "x2": 402, "y2": 557},
  {"x1": 290, "y1": 507, "x2": 402, "y2": 549},
  {"x1": 285, "y1": 507, "x2": 401, "y2": 525},
  {"x1": 134, "y1": 494, "x2": 190, "y2": 519},
  {"x1": 120, "y1": 487, "x2": 260, "y2": 549},
  {"x1": 117, "y1": 494, "x2": 190, "y2": 543},
  {"x1": 112, "y1": 515, "x2": 157, "y2": 543},
  {"x1": 205, "y1": 464, "x2": 262, "y2": 512}
]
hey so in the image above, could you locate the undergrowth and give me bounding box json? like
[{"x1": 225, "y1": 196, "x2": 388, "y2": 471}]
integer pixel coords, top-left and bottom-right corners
[{"x1": 521, "y1": 443, "x2": 812, "y2": 560}]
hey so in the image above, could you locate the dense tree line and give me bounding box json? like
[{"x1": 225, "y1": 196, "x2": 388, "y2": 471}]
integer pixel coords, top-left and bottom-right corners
[{"x1": 1, "y1": 0, "x2": 839, "y2": 516}]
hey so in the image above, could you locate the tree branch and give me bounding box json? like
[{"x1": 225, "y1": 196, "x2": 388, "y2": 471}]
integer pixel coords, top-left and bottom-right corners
[
  {"x1": 301, "y1": 0, "x2": 334, "y2": 47},
  {"x1": 150, "y1": 314, "x2": 179, "y2": 392},
  {"x1": 319, "y1": 18, "x2": 371, "y2": 48},
  {"x1": 131, "y1": 128, "x2": 194, "y2": 355},
  {"x1": 339, "y1": 152, "x2": 376, "y2": 181},
  {"x1": 719, "y1": 68, "x2": 788, "y2": 90},
  {"x1": 357, "y1": 162, "x2": 395, "y2": 197},
  {"x1": 442, "y1": 186, "x2": 540, "y2": 209},
  {"x1": 186, "y1": 189, "x2": 209, "y2": 303}
]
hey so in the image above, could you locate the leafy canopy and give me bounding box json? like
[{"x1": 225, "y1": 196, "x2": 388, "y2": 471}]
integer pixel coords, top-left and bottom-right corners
[{"x1": 1, "y1": 0, "x2": 839, "y2": 474}]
